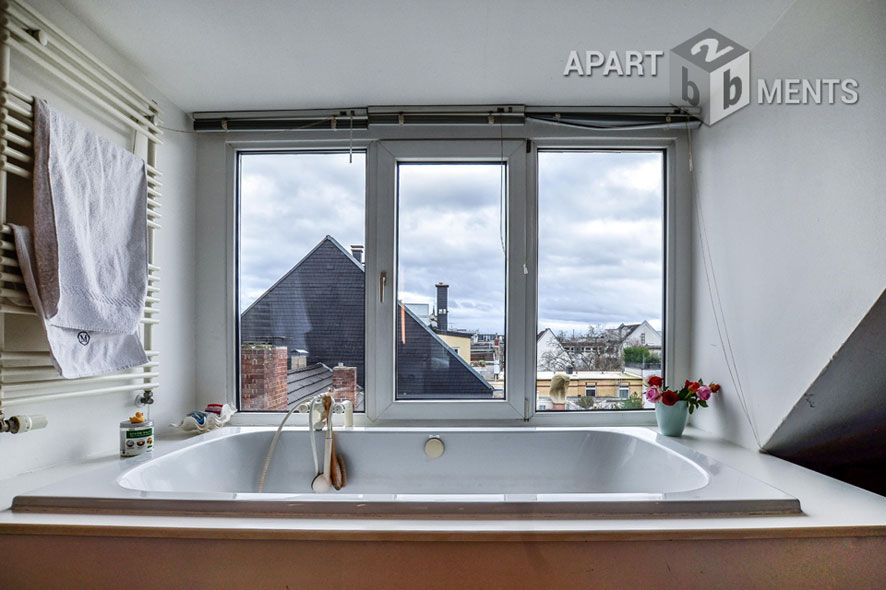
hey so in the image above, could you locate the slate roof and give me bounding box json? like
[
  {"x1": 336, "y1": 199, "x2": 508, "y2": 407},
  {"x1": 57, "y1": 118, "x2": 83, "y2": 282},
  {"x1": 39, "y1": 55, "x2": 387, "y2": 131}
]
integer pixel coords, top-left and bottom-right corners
[
  {"x1": 397, "y1": 304, "x2": 493, "y2": 399},
  {"x1": 241, "y1": 236, "x2": 493, "y2": 400},
  {"x1": 287, "y1": 362, "x2": 333, "y2": 407},
  {"x1": 241, "y1": 237, "x2": 366, "y2": 387}
]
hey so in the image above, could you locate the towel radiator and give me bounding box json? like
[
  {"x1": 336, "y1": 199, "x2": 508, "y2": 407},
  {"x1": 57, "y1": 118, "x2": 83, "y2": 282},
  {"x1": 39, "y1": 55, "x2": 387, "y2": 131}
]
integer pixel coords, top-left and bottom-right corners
[{"x1": 0, "y1": 0, "x2": 161, "y2": 412}]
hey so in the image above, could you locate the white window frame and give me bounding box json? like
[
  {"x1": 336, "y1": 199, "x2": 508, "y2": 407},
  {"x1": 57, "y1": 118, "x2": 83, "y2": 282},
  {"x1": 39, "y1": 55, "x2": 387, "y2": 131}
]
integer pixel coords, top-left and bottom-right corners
[
  {"x1": 367, "y1": 140, "x2": 528, "y2": 421},
  {"x1": 224, "y1": 121, "x2": 689, "y2": 428}
]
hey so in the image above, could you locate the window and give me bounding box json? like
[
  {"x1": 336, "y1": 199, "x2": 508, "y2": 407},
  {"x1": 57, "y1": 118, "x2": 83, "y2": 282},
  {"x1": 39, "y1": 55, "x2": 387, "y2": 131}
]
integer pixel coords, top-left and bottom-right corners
[
  {"x1": 396, "y1": 163, "x2": 505, "y2": 401},
  {"x1": 238, "y1": 152, "x2": 366, "y2": 412},
  {"x1": 369, "y1": 140, "x2": 527, "y2": 420},
  {"x1": 232, "y1": 121, "x2": 679, "y2": 423},
  {"x1": 536, "y1": 151, "x2": 664, "y2": 412}
]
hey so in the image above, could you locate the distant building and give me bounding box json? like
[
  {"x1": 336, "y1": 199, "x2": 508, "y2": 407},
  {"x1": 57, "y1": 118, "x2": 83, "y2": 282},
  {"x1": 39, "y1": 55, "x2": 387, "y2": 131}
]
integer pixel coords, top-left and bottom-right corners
[
  {"x1": 405, "y1": 302, "x2": 431, "y2": 326},
  {"x1": 537, "y1": 328, "x2": 568, "y2": 371},
  {"x1": 550, "y1": 321, "x2": 663, "y2": 372},
  {"x1": 470, "y1": 332, "x2": 504, "y2": 379},
  {"x1": 435, "y1": 329, "x2": 472, "y2": 364},
  {"x1": 240, "y1": 236, "x2": 493, "y2": 409},
  {"x1": 609, "y1": 321, "x2": 662, "y2": 355},
  {"x1": 423, "y1": 282, "x2": 473, "y2": 364}
]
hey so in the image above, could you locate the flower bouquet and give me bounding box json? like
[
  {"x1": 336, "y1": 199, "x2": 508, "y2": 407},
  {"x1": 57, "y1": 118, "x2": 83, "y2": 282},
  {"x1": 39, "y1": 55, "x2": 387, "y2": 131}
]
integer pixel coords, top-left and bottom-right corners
[
  {"x1": 645, "y1": 376, "x2": 721, "y2": 436},
  {"x1": 645, "y1": 376, "x2": 720, "y2": 414}
]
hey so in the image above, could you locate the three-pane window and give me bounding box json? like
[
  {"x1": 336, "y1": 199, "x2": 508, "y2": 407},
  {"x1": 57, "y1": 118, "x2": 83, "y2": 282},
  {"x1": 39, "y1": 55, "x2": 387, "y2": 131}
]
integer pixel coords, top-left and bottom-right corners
[{"x1": 236, "y1": 141, "x2": 667, "y2": 420}]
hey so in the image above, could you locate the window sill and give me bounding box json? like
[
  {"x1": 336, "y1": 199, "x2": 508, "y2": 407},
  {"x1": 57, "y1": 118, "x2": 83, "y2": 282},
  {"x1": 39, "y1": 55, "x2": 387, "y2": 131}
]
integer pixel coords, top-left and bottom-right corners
[{"x1": 228, "y1": 409, "x2": 659, "y2": 428}]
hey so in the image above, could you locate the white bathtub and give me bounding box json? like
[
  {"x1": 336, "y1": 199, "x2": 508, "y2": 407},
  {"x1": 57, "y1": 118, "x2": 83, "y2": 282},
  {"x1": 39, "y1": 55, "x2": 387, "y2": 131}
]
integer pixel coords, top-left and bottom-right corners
[{"x1": 13, "y1": 427, "x2": 800, "y2": 517}]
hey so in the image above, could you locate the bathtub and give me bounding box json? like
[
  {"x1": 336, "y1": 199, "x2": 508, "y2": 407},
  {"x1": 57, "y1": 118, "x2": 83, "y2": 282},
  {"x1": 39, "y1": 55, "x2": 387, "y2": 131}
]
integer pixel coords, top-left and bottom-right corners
[{"x1": 13, "y1": 427, "x2": 800, "y2": 517}]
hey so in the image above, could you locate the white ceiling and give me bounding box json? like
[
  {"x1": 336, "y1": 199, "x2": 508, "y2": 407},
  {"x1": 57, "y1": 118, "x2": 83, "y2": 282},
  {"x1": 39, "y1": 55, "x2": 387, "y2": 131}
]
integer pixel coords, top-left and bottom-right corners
[{"x1": 57, "y1": 0, "x2": 796, "y2": 113}]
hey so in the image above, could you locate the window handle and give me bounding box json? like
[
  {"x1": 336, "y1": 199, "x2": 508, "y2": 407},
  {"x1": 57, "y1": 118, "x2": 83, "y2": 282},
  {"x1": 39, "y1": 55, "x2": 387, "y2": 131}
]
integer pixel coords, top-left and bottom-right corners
[{"x1": 379, "y1": 271, "x2": 387, "y2": 303}]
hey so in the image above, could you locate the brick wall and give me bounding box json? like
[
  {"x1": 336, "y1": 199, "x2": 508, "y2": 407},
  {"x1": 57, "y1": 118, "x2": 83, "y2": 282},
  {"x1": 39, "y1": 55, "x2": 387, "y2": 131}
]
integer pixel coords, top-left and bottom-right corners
[
  {"x1": 241, "y1": 344, "x2": 288, "y2": 411},
  {"x1": 332, "y1": 364, "x2": 357, "y2": 405}
]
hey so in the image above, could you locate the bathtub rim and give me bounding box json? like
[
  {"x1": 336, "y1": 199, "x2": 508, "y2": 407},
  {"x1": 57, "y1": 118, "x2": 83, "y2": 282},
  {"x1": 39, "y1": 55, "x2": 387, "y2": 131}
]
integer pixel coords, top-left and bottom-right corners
[{"x1": 11, "y1": 426, "x2": 802, "y2": 518}]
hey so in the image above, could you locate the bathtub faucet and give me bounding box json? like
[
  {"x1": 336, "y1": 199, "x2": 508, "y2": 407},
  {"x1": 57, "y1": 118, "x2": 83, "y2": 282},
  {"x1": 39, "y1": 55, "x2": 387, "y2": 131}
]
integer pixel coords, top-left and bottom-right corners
[
  {"x1": 332, "y1": 399, "x2": 354, "y2": 428},
  {"x1": 295, "y1": 394, "x2": 353, "y2": 429}
]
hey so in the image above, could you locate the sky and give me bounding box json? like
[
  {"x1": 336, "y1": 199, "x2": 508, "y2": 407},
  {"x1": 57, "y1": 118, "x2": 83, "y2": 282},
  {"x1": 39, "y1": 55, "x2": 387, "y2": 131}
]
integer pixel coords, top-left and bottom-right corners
[
  {"x1": 239, "y1": 150, "x2": 663, "y2": 335},
  {"x1": 538, "y1": 151, "x2": 663, "y2": 334}
]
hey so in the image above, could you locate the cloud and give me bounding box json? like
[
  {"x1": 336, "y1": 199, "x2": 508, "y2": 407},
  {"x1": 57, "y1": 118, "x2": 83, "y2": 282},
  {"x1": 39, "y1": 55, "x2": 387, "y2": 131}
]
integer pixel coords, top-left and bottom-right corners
[
  {"x1": 239, "y1": 151, "x2": 664, "y2": 335},
  {"x1": 398, "y1": 164, "x2": 506, "y2": 333},
  {"x1": 239, "y1": 152, "x2": 366, "y2": 310},
  {"x1": 536, "y1": 151, "x2": 664, "y2": 333}
]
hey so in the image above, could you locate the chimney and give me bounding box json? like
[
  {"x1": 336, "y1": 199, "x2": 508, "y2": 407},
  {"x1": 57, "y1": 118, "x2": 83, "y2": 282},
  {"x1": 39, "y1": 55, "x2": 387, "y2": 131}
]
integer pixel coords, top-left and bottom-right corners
[
  {"x1": 240, "y1": 343, "x2": 288, "y2": 411},
  {"x1": 332, "y1": 363, "x2": 357, "y2": 406},
  {"x1": 290, "y1": 349, "x2": 308, "y2": 370},
  {"x1": 435, "y1": 283, "x2": 449, "y2": 332},
  {"x1": 350, "y1": 244, "x2": 364, "y2": 264}
]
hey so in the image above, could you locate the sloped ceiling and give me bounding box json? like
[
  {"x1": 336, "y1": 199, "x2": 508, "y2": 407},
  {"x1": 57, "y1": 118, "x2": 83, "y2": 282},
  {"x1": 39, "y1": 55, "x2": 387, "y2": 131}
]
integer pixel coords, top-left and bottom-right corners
[
  {"x1": 764, "y1": 289, "x2": 886, "y2": 495},
  {"x1": 687, "y1": 0, "x2": 886, "y2": 496},
  {"x1": 54, "y1": 0, "x2": 795, "y2": 112}
]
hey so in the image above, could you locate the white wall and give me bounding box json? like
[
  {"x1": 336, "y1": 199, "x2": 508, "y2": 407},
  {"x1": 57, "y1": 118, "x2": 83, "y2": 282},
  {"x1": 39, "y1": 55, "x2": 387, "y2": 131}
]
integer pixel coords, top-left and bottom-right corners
[
  {"x1": 194, "y1": 136, "x2": 231, "y2": 408},
  {"x1": 688, "y1": 0, "x2": 886, "y2": 448},
  {"x1": 0, "y1": 0, "x2": 198, "y2": 480}
]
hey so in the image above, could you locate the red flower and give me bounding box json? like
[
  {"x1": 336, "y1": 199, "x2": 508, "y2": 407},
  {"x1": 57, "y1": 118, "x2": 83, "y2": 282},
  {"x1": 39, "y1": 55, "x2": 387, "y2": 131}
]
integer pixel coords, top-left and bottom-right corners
[
  {"x1": 647, "y1": 375, "x2": 663, "y2": 388},
  {"x1": 661, "y1": 390, "x2": 679, "y2": 406},
  {"x1": 710, "y1": 382, "x2": 721, "y2": 392},
  {"x1": 688, "y1": 381, "x2": 700, "y2": 393}
]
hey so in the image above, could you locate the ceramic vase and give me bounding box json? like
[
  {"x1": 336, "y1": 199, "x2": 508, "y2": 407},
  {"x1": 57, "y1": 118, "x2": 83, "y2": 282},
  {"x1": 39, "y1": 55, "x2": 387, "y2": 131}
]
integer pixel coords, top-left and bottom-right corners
[{"x1": 655, "y1": 400, "x2": 689, "y2": 437}]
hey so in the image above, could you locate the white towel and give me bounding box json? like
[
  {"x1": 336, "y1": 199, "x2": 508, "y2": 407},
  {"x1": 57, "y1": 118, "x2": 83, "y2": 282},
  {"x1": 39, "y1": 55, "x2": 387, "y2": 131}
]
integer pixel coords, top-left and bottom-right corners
[
  {"x1": 15, "y1": 99, "x2": 150, "y2": 378},
  {"x1": 33, "y1": 99, "x2": 148, "y2": 333},
  {"x1": 11, "y1": 225, "x2": 148, "y2": 378}
]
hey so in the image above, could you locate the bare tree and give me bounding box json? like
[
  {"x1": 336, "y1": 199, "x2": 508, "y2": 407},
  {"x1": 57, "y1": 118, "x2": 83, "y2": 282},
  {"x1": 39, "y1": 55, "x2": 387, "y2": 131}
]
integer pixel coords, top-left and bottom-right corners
[
  {"x1": 538, "y1": 346, "x2": 572, "y2": 372},
  {"x1": 547, "y1": 326, "x2": 624, "y2": 372}
]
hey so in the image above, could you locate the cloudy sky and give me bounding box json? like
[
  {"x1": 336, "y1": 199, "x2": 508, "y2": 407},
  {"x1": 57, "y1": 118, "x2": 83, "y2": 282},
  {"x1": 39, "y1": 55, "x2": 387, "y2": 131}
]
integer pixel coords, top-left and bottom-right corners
[
  {"x1": 538, "y1": 151, "x2": 663, "y2": 334},
  {"x1": 239, "y1": 150, "x2": 663, "y2": 335},
  {"x1": 239, "y1": 152, "x2": 365, "y2": 309}
]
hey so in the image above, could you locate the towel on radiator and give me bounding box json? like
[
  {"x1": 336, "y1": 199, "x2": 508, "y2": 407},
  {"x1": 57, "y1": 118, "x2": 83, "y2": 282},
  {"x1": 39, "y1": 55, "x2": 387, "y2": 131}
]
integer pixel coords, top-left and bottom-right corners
[
  {"x1": 12, "y1": 99, "x2": 149, "y2": 378},
  {"x1": 11, "y1": 225, "x2": 148, "y2": 378},
  {"x1": 33, "y1": 98, "x2": 148, "y2": 333}
]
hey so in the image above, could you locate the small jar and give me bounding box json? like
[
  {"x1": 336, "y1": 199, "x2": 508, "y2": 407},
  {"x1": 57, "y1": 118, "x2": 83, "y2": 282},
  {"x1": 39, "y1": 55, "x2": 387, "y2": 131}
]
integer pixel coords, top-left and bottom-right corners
[{"x1": 120, "y1": 419, "x2": 154, "y2": 457}]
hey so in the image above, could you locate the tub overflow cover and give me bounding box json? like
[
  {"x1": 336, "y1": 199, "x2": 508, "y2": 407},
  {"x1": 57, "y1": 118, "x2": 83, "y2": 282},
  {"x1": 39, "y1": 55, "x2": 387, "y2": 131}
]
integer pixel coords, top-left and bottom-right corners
[{"x1": 424, "y1": 437, "x2": 444, "y2": 459}]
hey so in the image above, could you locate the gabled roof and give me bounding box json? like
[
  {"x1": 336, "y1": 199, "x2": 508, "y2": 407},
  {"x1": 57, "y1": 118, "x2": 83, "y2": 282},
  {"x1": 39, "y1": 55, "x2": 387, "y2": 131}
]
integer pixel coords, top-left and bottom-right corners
[
  {"x1": 241, "y1": 236, "x2": 366, "y2": 387},
  {"x1": 618, "y1": 320, "x2": 660, "y2": 341},
  {"x1": 241, "y1": 236, "x2": 493, "y2": 400},
  {"x1": 537, "y1": 328, "x2": 556, "y2": 341}
]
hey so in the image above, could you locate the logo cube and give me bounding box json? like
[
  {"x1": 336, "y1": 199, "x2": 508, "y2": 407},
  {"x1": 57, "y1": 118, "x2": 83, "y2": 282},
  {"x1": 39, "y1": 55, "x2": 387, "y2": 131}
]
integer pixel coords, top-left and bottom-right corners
[{"x1": 670, "y1": 28, "x2": 750, "y2": 125}]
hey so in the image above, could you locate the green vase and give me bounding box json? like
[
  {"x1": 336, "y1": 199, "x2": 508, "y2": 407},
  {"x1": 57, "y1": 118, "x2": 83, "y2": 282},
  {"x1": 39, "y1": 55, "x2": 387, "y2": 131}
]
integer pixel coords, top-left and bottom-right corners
[{"x1": 655, "y1": 400, "x2": 689, "y2": 437}]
